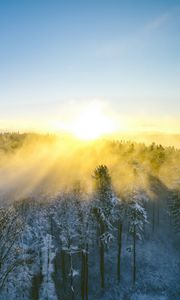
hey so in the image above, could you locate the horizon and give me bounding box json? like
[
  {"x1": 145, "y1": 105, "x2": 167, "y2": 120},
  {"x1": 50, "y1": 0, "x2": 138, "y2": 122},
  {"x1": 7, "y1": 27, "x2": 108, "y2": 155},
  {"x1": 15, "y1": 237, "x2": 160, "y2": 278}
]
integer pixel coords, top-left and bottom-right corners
[{"x1": 0, "y1": 129, "x2": 180, "y2": 149}]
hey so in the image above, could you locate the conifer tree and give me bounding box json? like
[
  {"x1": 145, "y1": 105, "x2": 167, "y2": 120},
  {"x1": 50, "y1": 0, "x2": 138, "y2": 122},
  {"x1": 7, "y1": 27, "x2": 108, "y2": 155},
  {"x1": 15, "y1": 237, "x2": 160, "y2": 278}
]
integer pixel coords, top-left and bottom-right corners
[
  {"x1": 127, "y1": 190, "x2": 148, "y2": 285},
  {"x1": 93, "y1": 165, "x2": 115, "y2": 288}
]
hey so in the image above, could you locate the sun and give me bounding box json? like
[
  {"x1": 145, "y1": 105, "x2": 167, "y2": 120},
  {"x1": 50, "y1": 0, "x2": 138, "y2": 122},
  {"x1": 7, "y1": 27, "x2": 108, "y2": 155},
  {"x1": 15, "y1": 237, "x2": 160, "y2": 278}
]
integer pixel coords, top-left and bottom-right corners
[
  {"x1": 70, "y1": 103, "x2": 115, "y2": 140},
  {"x1": 51, "y1": 102, "x2": 117, "y2": 140}
]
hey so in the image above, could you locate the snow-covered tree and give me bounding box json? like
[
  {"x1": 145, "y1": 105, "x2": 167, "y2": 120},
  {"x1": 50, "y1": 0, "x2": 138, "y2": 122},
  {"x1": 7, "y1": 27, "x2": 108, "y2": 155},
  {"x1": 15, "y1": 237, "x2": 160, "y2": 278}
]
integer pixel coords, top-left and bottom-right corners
[
  {"x1": 113, "y1": 196, "x2": 126, "y2": 282},
  {"x1": 52, "y1": 191, "x2": 83, "y2": 299},
  {"x1": 92, "y1": 165, "x2": 115, "y2": 288},
  {"x1": 0, "y1": 206, "x2": 23, "y2": 292},
  {"x1": 127, "y1": 189, "x2": 148, "y2": 285}
]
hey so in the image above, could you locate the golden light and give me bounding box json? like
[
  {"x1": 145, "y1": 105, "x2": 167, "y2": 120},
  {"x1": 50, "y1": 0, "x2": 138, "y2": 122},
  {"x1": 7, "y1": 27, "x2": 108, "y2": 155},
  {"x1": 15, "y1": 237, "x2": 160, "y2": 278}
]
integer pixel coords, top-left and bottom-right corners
[
  {"x1": 70, "y1": 103, "x2": 115, "y2": 140},
  {"x1": 52, "y1": 102, "x2": 116, "y2": 140}
]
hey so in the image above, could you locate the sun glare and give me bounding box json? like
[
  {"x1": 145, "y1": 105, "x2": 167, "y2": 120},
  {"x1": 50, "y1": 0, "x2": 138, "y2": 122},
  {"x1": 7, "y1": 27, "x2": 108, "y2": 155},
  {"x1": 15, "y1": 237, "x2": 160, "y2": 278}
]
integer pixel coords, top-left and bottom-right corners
[
  {"x1": 51, "y1": 102, "x2": 117, "y2": 140},
  {"x1": 55, "y1": 103, "x2": 114, "y2": 140},
  {"x1": 70, "y1": 104, "x2": 115, "y2": 140}
]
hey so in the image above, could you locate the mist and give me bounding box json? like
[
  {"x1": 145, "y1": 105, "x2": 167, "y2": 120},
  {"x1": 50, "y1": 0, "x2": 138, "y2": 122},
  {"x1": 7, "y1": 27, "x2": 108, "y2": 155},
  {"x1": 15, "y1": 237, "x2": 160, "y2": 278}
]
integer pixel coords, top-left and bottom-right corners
[{"x1": 0, "y1": 132, "x2": 179, "y2": 204}]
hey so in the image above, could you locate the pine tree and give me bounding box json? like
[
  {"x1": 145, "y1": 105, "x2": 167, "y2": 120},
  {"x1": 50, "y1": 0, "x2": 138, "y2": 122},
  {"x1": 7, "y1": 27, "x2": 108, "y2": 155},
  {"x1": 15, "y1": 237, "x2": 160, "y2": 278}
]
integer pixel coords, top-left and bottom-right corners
[
  {"x1": 114, "y1": 197, "x2": 126, "y2": 282},
  {"x1": 52, "y1": 192, "x2": 82, "y2": 299},
  {"x1": 127, "y1": 189, "x2": 148, "y2": 285},
  {"x1": 168, "y1": 190, "x2": 180, "y2": 235},
  {"x1": 93, "y1": 165, "x2": 115, "y2": 288}
]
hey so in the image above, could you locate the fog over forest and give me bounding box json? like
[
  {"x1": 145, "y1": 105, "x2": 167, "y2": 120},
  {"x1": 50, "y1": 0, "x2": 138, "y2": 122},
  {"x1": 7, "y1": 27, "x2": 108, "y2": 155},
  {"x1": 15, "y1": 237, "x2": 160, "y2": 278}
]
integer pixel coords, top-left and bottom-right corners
[{"x1": 0, "y1": 133, "x2": 179, "y2": 300}]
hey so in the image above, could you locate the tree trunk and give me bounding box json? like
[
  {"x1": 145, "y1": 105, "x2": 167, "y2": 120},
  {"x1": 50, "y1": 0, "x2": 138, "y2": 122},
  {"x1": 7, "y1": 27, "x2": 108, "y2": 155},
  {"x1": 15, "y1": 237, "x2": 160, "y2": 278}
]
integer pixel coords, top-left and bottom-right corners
[
  {"x1": 132, "y1": 226, "x2": 136, "y2": 285},
  {"x1": 85, "y1": 244, "x2": 89, "y2": 300},
  {"x1": 100, "y1": 240, "x2": 104, "y2": 288},
  {"x1": 117, "y1": 221, "x2": 122, "y2": 282},
  {"x1": 81, "y1": 251, "x2": 85, "y2": 300},
  {"x1": 61, "y1": 250, "x2": 66, "y2": 284},
  {"x1": 30, "y1": 271, "x2": 43, "y2": 300},
  {"x1": 70, "y1": 254, "x2": 75, "y2": 300}
]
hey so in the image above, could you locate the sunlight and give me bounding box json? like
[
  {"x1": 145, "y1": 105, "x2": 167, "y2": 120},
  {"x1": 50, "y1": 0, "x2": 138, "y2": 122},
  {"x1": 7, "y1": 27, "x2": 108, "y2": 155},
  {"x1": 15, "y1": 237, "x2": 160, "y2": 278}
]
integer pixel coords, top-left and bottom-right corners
[{"x1": 70, "y1": 103, "x2": 116, "y2": 140}]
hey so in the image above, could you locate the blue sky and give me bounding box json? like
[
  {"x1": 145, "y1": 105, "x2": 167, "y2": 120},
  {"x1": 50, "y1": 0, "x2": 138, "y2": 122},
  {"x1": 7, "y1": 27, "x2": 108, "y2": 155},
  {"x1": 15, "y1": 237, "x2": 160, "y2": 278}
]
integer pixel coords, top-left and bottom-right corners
[{"x1": 0, "y1": 0, "x2": 180, "y2": 132}]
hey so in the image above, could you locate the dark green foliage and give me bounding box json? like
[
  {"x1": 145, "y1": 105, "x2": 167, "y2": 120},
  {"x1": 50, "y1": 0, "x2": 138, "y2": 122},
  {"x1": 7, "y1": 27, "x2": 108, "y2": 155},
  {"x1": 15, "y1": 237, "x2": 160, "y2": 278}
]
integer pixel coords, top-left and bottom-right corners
[{"x1": 169, "y1": 190, "x2": 180, "y2": 234}]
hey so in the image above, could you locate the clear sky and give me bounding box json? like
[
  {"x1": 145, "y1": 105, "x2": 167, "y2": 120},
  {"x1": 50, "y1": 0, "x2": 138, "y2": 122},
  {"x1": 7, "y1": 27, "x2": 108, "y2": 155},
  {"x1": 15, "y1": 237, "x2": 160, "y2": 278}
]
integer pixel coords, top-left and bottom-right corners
[{"x1": 0, "y1": 0, "x2": 180, "y2": 133}]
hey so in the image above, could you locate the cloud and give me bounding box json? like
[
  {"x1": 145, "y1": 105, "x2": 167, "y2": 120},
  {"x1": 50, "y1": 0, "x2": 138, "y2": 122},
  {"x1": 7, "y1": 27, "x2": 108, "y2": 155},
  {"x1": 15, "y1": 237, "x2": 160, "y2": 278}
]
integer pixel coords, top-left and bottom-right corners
[
  {"x1": 146, "y1": 13, "x2": 170, "y2": 30},
  {"x1": 95, "y1": 12, "x2": 171, "y2": 58}
]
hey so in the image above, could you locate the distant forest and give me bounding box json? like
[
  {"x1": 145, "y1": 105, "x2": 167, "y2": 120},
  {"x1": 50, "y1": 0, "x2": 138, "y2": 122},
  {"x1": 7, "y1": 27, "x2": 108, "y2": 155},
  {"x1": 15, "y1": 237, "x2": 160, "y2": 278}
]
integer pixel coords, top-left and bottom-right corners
[{"x1": 0, "y1": 133, "x2": 179, "y2": 300}]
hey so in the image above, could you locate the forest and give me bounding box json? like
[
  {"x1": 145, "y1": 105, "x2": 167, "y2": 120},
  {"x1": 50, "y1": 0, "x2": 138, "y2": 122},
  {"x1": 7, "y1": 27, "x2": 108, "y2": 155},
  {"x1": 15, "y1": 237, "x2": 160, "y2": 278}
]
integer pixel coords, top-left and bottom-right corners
[{"x1": 0, "y1": 132, "x2": 179, "y2": 300}]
